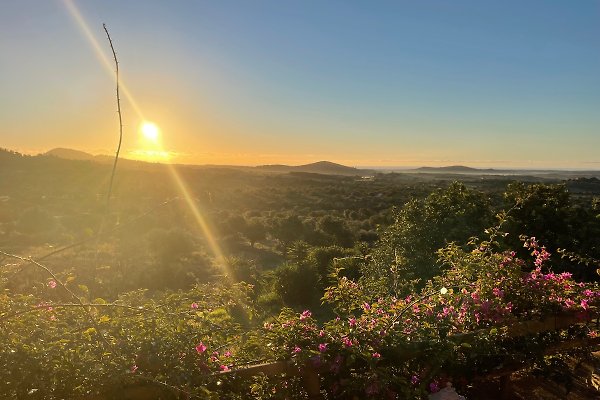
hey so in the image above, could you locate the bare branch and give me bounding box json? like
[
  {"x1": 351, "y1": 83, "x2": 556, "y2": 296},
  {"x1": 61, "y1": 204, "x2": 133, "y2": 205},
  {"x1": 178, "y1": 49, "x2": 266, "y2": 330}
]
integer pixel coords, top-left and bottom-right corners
[
  {"x1": 103, "y1": 23, "x2": 123, "y2": 214},
  {"x1": 0, "y1": 251, "x2": 112, "y2": 348}
]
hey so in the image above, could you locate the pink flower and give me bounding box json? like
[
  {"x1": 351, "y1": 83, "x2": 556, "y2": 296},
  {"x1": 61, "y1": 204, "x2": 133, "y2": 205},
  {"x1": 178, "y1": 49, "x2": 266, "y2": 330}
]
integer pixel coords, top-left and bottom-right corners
[
  {"x1": 564, "y1": 299, "x2": 575, "y2": 309},
  {"x1": 372, "y1": 352, "x2": 381, "y2": 358},
  {"x1": 492, "y1": 288, "x2": 504, "y2": 298},
  {"x1": 195, "y1": 342, "x2": 207, "y2": 354},
  {"x1": 581, "y1": 299, "x2": 589, "y2": 310},
  {"x1": 191, "y1": 302, "x2": 199, "y2": 309},
  {"x1": 429, "y1": 381, "x2": 440, "y2": 393},
  {"x1": 300, "y1": 310, "x2": 312, "y2": 320},
  {"x1": 342, "y1": 337, "x2": 353, "y2": 347},
  {"x1": 292, "y1": 346, "x2": 302, "y2": 354},
  {"x1": 224, "y1": 351, "x2": 232, "y2": 357},
  {"x1": 318, "y1": 343, "x2": 328, "y2": 353},
  {"x1": 220, "y1": 364, "x2": 230, "y2": 371},
  {"x1": 48, "y1": 280, "x2": 57, "y2": 289},
  {"x1": 363, "y1": 302, "x2": 371, "y2": 311},
  {"x1": 411, "y1": 375, "x2": 419, "y2": 385},
  {"x1": 560, "y1": 272, "x2": 573, "y2": 280},
  {"x1": 348, "y1": 317, "x2": 357, "y2": 327}
]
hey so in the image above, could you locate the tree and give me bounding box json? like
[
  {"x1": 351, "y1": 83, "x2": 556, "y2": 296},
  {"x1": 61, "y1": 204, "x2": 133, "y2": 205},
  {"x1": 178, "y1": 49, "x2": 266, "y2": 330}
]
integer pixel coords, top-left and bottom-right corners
[
  {"x1": 146, "y1": 228, "x2": 195, "y2": 264},
  {"x1": 273, "y1": 262, "x2": 321, "y2": 309},
  {"x1": 503, "y1": 183, "x2": 571, "y2": 253},
  {"x1": 366, "y1": 182, "x2": 492, "y2": 295},
  {"x1": 241, "y1": 219, "x2": 266, "y2": 248},
  {"x1": 316, "y1": 215, "x2": 355, "y2": 248},
  {"x1": 270, "y1": 215, "x2": 305, "y2": 255},
  {"x1": 503, "y1": 183, "x2": 600, "y2": 281}
]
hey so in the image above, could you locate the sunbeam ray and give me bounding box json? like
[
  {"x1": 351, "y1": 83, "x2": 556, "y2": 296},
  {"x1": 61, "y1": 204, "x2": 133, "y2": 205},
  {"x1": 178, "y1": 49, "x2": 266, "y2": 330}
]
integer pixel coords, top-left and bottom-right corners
[
  {"x1": 61, "y1": 0, "x2": 237, "y2": 292},
  {"x1": 62, "y1": 0, "x2": 145, "y2": 119}
]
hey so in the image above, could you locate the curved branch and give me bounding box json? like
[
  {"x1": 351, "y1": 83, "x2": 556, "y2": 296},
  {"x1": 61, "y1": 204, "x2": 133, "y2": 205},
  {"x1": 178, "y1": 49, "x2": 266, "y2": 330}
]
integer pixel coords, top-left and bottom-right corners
[{"x1": 103, "y1": 23, "x2": 123, "y2": 214}]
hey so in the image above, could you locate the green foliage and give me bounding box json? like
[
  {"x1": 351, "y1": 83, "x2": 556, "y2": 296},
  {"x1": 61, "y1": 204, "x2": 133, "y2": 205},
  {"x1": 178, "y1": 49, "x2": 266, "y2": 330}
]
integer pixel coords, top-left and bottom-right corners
[
  {"x1": 502, "y1": 182, "x2": 600, "y2": 280},
  {"x1": 316, "y1": 215, "x2": 355, "y2": 248},
  {"x1": 366, "y1": 182, "x2": 492, "y2": 296},
  {"x1": 272, "y1": 262, "x2": 321, "y2": 309},
  {"x1": 146, "y1": 227, "x2": 195, "y2": 263},
  {"x1": 3, "y1": 150, "x2": 600, "y2": 398},
  {"x1": 0, "y1": 284, "x2": 253, "y2": 399}
]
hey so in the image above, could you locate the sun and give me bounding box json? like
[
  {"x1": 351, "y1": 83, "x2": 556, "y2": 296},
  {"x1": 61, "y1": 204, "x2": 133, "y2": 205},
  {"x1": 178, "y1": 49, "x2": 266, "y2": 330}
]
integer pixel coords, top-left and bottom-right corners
[{"x1": 140, "y1": 122, "x2": 160, "y2": 143}]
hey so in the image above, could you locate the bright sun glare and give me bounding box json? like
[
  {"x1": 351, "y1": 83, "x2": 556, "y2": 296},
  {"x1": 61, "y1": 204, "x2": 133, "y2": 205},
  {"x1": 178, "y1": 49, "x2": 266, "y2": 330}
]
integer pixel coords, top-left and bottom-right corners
[{"x1": 140, "y1": 122, "x2": 160, "y2": 143}]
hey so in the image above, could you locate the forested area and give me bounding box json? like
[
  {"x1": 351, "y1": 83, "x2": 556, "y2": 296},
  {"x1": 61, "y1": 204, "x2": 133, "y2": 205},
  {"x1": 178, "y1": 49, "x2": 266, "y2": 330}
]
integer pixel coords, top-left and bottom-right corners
[{"x1": 1, "y1": 148, "x2": 600, "y2": 399}]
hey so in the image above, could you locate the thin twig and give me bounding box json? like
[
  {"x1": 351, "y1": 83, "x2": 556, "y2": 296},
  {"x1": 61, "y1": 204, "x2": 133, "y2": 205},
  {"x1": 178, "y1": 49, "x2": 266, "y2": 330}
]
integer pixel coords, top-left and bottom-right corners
[
  {"x1": 103, "y1": 23, "x2": 123, "y2": 213},
  {"x1": 0, "y1": 302, "x2": 165, "y2": 322},
  {"x1": 38, "y1": 197, "x2": 178, "y2": 261},
  {"x1": 0, "y1": 251, "x2": 112, "y2": 348},
  {"x1": 131, "y1": 375, "x2": 202, "y2": 399}
]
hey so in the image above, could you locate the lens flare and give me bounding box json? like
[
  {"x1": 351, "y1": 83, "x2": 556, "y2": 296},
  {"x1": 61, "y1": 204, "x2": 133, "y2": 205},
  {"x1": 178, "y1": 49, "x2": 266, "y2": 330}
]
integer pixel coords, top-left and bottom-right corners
[{"x1": 61, "y1": 0, "x2": 242, "y2": 312}]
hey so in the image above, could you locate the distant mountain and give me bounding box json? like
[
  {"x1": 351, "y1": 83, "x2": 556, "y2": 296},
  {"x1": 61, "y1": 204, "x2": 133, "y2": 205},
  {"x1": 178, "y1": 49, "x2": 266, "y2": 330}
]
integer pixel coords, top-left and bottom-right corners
[
  {"x1": 257, "y1": 161, "x2": 371, "y2": 176},
  {"x1": 406, "y1": 165, "x2": 600, "y2": 179},
  {"x1": 45, "y1": 148, "x2": 154, "y2": 169},
  {"x1": 44, "y1": 149, "x2": 371, "y2": 176},
  {"x1": 413, "y1": 165, "x2": 500, "y2": 173},
  {"x1": 46, "y1": 148, "x2": 97, "y2": 161}
]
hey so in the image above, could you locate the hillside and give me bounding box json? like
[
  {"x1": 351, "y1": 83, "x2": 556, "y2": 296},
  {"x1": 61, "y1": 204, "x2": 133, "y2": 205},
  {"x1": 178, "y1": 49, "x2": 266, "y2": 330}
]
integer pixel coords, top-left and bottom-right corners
[
  {"x1": 407, "y1": 165, "x2": 600, "y2": 180},
  {"x1": 257, "y1": 160, "x2": 372, "y2": 176},
  {"x1": 413, "y1": 165, "x2": 501, "y2": 174},
  {"x1": 44, "y1": 148, "x2": 164, "y2": 170},
  {"x1": 43, "y1": 148, "x2": 370, "y2": 176},
  {"x1": 46, "y1": 148, "x2": 97, "y2": 161}
]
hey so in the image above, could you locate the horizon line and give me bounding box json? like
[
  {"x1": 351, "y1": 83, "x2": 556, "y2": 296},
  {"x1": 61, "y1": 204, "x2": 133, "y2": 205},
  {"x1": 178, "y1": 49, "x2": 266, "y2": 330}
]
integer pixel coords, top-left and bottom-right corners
[{"x1": 5, "y1": 147, "x2": 600, "y2": 172}]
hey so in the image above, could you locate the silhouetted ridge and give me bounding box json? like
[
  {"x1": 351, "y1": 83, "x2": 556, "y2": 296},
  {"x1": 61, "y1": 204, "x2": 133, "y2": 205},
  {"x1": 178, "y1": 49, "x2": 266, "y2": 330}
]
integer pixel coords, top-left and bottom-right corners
[
  {"x1": 256, "y1": 161, "x2": 368, "y2": 176},
  {"x1": 46, "y1": 148, "x2": 96, "y2": 161},
  {"x1": 415, "y1": 165, "x2": 486, "y2": 173}
]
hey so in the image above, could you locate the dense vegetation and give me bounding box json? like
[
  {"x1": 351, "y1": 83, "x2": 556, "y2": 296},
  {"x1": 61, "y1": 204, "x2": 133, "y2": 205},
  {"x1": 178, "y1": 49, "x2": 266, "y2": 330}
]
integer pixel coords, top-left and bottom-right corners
[{"x1": 1, "y1": 148, "x2": 600, "y2": 399}]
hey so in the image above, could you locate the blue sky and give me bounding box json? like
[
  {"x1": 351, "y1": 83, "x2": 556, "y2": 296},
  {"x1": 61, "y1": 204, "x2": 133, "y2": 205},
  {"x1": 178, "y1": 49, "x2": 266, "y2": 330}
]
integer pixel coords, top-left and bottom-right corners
[{"x1": 1, "y1": 0, "x2": 598, "y2": 167}]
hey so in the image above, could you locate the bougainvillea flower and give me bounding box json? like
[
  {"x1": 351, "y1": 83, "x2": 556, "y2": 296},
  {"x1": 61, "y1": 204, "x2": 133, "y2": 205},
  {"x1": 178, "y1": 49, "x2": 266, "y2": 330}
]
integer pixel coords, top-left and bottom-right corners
[
  {"x1": 195, "y1": 342, "x2": 207, "y2": 353},
  {"x1": 300, "y1": 310, "x2": 312, "y2": 320}
]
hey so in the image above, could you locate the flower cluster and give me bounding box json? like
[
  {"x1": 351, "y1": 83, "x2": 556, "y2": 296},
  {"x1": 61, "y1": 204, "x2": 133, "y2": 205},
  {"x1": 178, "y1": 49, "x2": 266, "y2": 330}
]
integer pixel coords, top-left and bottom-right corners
[{"x1": 256, "y1": 237, "x2": 599, "y2": 398}]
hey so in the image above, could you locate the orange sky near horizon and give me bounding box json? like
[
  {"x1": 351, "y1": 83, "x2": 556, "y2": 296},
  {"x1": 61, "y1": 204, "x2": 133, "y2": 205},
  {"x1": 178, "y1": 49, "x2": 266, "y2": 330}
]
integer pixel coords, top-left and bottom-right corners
[{"x1": 1, "y1": 1, "x2": 599, "y2": 170}]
